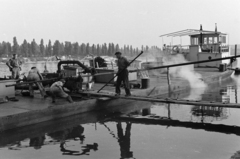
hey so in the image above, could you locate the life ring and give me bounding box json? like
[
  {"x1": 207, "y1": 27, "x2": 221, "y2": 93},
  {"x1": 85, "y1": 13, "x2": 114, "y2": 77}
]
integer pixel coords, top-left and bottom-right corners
[{"x1": 172, "y1": 45, "x2": 180, "y2": 53}]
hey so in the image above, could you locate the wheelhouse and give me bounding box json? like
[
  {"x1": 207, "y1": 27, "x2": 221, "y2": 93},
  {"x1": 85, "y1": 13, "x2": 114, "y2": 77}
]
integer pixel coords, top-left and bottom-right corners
[{"x1": 160, "y1": 24, "x2": 231, "y2": 68}]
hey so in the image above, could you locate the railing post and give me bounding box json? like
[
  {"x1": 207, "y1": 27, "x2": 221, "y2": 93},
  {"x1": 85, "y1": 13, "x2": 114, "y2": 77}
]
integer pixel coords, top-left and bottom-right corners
[
  {"x1": 167, "y1": 67, "x2": 171, "y2": 96},
  {"x1": 235, "y1": 44, "x2": 237, "y2": 56},
  {"x1": 168, "y1": 103, "x2": 171, "y2": 119}
]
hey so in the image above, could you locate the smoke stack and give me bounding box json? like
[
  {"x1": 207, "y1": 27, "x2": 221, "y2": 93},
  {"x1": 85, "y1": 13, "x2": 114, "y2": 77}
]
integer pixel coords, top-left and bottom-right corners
[
  {"x1": 215, "y1": 23, "x2": 217, "y2": 33},
  {"x1": 200, "y1": 24, "x2": 202, "y2": 31}
]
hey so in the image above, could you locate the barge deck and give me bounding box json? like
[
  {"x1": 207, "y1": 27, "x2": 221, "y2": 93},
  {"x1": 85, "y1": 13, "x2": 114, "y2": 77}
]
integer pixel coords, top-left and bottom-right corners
[{"x1": 0, "y1": 68, "x2": 235, "y2": 131}]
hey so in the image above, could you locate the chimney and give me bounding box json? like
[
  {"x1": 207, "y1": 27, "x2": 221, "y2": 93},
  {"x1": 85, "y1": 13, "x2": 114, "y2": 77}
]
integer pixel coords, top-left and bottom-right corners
[{"x1": 215, "y1": 23, "x2": 217, "y2": 33}]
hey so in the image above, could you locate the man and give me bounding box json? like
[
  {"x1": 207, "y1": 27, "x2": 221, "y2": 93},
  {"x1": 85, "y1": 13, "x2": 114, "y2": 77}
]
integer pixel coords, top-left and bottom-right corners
[
  {"x1": 27, "y1": 67, "x2": 47, "y2": 98},
  {"x1": 115, "y1": 52, "x2": 131, "y2": 96},
  {"x1": 6, "y1": 54, "x2": 22, "y2": 79},
  {"x1": 50, "y1": 79, "x2": 73, "y2": 103}
]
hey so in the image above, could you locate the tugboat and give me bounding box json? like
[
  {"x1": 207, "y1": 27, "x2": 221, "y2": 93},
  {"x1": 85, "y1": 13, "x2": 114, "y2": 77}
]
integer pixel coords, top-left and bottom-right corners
[{"x1": 160, "y1": 24, "x2": 232, "y2": 71}]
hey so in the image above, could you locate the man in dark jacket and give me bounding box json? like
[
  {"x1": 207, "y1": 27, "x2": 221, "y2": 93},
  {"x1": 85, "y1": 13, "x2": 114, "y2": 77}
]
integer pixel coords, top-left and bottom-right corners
[{"x1": 115, "y1": 52, "x2": 131, "y2": 96}]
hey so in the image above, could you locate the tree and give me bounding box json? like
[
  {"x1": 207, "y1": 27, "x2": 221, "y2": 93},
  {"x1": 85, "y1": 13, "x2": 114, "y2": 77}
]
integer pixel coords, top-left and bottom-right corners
[
  {"x1": 21, "y1": 39, "x2": 29, "y2": 57},
  {"x1": 108, "y1": 43, "x2": 112, "y2": 55},
  {"x1": 141, "y1": 45, "x2": 144, "y2": 52},
  {"x1": 31, "y1": 39, "x2": 40, "y2": 56},
  {"x1": 92, "y1": 44, "x2": 96, "y2": 55},
  {"x1": 129, "y1": 45, "x2": 133, "y2": 56},
  {"x1": 124, "y1": 45, "x2": 127, "y2": 55},
  {"x1": 53, "y1": 40, "x2": 61, "y2": 56},
  {"x1": 40, "y1": 39, "x2": 45, "y2": 57},
  {"x1": 73, "y1": 42, "x2": 79, "y2": 56},
  {"x1": 102, "y1": 43, "x2": 107, "y2": 55},
  {"x1": 115, "y1": 44, "x2": 119, "y2": 52},
  {"x1": 112, "y1": 43, "x2": 115, "y2": 54},
  {"x1": 96, "y1": 44, "x2": 100, "y2": 56},
  {"x1": 47, "y1": 40, "x2": 52, "y2": 57},
  {"x1": 64, "y1": 42, "x2": 73, "y2": 55},
  {"x1": 2, "y1": 42, "x2": 10, "y2": 57},
  {"x1": 12, "y1": 37, "x2": 20, "y2": 55},
  {"x1": 0, "y1": 43, "x2": 3, "y2": 57},
  {"x1": 86, "y1": 43, "x2": 90, "y2": 55},
  {"x1": 80, "y1": 43, "x2": 86, "y2": 56},
  {"x1": 126, "y1": 45, "x2": 130, "y2": 55},
  {"x1": 60, "y1": 43, "x2": 65, "y2": 56},
  {"x1": 28, "y1": 43, "x2": 32, "y2": 57}
]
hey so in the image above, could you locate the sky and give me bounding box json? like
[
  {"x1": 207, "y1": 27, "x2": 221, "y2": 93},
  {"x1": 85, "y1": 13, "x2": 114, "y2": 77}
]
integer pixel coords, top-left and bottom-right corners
[{"x1": 0, "y1": 0, "x2": 239, "y2": 49}]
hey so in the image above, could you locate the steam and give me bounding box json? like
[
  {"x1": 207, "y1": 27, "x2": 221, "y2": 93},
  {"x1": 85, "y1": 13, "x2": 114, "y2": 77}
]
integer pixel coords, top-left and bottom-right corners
[
  {"x1": 163, "y1": 54, "x2": 207, "y2": 89},
  {"x1": 231, "y1": 58, "x2": 240, "y2": 85},
  {"x1": 145, "y1": 48, "x2": 207, "y2": 89}
]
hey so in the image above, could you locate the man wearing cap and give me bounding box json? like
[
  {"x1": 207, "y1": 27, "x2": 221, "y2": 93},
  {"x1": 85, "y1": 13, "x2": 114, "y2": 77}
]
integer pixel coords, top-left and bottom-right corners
[
  {"x1": 6, "y1": 54, "x2": 22, "y2": 79},
  {"x1": 50, "y1": 79, "x2": 73, "y2": 103},
  {"x1": 115, "y1": 52, "x2": 131, "y2": 96}
]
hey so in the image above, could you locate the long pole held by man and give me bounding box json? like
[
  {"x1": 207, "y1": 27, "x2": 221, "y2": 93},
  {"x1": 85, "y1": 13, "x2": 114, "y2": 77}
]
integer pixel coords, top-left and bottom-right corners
[{"x1": 97, "y1": 51, "x2": 144, "y2": 95}]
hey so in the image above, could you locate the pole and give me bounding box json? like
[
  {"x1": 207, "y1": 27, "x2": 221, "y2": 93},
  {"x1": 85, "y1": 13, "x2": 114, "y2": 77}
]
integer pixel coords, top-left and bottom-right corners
[
  {"x1": 97, "y1": 51, "x2": 144, "y2": 93},
  {"x1": 235, "y1": 44, "x2": 237, "y2": 56},
  {"x1": 167, "y1": 67, "x2": 171, "y2": 97},
  {"x1": 129, "y1": 54, "x2": 240, "y2": 73},
  {"x1": 78, "y1": 92, "x2": 240, "y2": 108}
]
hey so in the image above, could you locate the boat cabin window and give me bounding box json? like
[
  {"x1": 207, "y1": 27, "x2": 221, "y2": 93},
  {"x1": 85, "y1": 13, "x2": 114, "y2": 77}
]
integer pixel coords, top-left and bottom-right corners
[
  {"x1": 204, "y1": 37, "x2": 208, "y2": 44},
  {"x1": 220, "y1": 36, "x2": 226, "y2": 43},
  {"x1": 191, "y1": 37, "x2": 198, "y2": 45},
  {"x1": 213, "y1": 37, "x2": 218, "y2": 44},
  {"x1": 209, "y1": 37, "x2": 213, "y2": 44}
]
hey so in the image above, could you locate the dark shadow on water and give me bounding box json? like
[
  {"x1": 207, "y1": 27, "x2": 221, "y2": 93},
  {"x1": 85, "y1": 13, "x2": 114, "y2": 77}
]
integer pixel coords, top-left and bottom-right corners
[
  {"x1": 109, "y1": 115, "x2": 240, "y2": 136},
  {"x1": 48, "y1": 125, "x2": 98, "y2": 156},
  {"x1": 117, "y1": 122, "x2": 133, "y2": 159}
]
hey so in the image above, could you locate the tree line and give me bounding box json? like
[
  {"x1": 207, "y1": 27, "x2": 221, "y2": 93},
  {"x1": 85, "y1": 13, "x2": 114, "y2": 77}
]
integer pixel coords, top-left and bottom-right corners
[{"x1": 0, "y1": 37, "x2": 161, "y2": 58}]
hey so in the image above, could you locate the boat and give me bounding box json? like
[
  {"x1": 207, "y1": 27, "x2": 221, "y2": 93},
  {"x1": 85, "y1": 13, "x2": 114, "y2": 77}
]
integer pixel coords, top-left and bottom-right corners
[
  {"x1": 160, "y1": 24, "x2": 233, "y2": 70},
  {"x1": 0, "y1": 24, "x2": 238, "y2": 131}
]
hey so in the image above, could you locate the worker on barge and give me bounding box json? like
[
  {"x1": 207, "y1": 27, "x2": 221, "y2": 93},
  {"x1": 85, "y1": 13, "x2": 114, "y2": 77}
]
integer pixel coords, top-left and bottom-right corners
[
  {"x1": 6, "y1": 53, "x2": 22, "y2": 79},
  {"x1": 27, "y1": 67, "x2": 47, "y2": 98},
  {"x1": 50, "y1": 79, "x2": 73, "y2": 103},
  {"x1": 115, "y1": 52, "x2": 131, "y2": 96}
]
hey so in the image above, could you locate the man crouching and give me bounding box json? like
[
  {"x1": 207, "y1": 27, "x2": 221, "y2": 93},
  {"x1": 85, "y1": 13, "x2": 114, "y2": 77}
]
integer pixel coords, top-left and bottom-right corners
[{"x1": 50, "y1": 79, "x2": 73, "y2": 103}]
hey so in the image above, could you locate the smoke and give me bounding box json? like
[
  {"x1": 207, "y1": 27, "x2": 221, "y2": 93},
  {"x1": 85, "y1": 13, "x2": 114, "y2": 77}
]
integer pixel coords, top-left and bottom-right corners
[
  {"x1": 231, "y1": 58, "x2": 240, "y2": 85},
  {"x1": 144, "y1": 48, "x2": 207, "y2": 89},
  {"x1": 163, "y1": 54, "x2": 207, "y2": 89}
]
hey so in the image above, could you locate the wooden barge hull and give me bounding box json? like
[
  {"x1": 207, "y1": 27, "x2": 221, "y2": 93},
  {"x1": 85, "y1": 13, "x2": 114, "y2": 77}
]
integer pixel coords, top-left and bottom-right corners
[{"x1": 0, "y1": 69, "x2": 234, "y2": 131}]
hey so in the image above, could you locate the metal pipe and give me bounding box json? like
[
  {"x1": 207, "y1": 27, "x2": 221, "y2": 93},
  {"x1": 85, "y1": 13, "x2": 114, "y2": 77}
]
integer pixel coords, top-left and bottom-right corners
[
  {"x1": 80, "y1": 92, "x2": 240, "y2": 108},
  {"x1": 129, "y1": 54, "x2": 240, "y2": 73}
]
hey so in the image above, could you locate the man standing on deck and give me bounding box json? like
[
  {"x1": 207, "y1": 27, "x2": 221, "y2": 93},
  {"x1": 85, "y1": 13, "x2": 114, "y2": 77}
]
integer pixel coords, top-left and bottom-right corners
[
  {"x1": 27, "y1": 67, "x2": 47, "y2": 98},
  {"x1": 50, "y1": 79, "x2": 73, "y2": 103},
  {"x1": 6, "y1": 54, "x2": 22, "y2": 79},
  {"x1": 115, "y1": 52, "x2": 131, "y2": 96}
]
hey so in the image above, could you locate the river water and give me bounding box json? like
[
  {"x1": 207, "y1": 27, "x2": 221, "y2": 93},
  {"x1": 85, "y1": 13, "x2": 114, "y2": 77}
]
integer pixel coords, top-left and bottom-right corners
[{"x1": 0, "y1": 62, "x2": 240, "y2": 159}]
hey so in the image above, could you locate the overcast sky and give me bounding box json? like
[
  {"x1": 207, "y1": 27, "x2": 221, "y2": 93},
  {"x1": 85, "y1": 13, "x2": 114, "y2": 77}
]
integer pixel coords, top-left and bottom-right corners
[{"x1": 0, "y1": 0, "x2": 239, "y2": 48}]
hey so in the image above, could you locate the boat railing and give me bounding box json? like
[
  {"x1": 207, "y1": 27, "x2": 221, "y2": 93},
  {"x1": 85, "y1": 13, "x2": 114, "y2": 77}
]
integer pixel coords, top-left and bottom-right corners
[
  {"x1": 201, "y1": 44, "x2": 229, "y2": 53},
  {"x1": 163, "y1": 45, "x2": 189, "y2": 54}
]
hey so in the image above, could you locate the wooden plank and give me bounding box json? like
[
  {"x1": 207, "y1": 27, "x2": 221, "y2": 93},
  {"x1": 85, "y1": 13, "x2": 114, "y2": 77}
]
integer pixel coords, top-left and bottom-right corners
[{"x1": 79, "y1": 92, "x2": 240, "y2": 108}]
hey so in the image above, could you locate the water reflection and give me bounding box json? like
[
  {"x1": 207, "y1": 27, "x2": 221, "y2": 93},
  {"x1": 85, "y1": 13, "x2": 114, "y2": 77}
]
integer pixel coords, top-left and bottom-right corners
[
  {"x1": 47, "y1": 125, "x2": 98, "y2": 156},
  {"x1": 191, "y1": 106, "x2": 228, "y2": 123},
  {"x1": 189, "y1": 85, "x2": 233, "y2": 122},
  {"x1": 29, "y1": 136, "x2": 45, "y2": 149},
  {"x1": 117, "y1": 122, "x2": 133, "y2": 159},
  {"x1": 0, "y1": 81, "x2": 240, "y2": 158}
]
